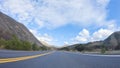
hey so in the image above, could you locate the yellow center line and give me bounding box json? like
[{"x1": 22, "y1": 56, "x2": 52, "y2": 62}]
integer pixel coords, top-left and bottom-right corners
[{"x1": 0, "y1": 51, "x2": 54, "y2": 64}]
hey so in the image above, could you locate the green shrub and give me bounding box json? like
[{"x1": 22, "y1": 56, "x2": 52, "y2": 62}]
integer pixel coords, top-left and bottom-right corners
[
  {"x1": 32, "y1": 43, "x2": 39, "y2": 51},
  {"x1": 75, "y1": 44, "x2": 85, "y2": 52},
  {"x1": 0, "y1": 38, "x2": 6, "y2": 48},
  {"x1": 101, "y1": 45, "x2": 106, "y2": 54}
]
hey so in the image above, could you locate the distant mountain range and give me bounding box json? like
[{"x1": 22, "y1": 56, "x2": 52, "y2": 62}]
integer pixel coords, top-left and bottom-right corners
[
  {"x1": 0, "y1": 12, "x2": 43, "y2": 46},
  {"x1": 60, "y1": 31, "x2": 120, "y2": 51}
]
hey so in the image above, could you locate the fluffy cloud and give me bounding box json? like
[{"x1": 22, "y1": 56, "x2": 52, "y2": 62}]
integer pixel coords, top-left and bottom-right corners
[
  {"x1": 30, "y1": 29, "x2": 54, "y2": 44},
  {"x1": 0, "y1": 0, "x2": 111, "y2": 28},
  {"x1": 75, "y1": 29, "x2": 90, "y2": 43},
  {"x1": 38, "y1": 33, "x2": 53, "y2": 42},
  {"x1": 73, "y1": 23, "x2": 120, "y2": 43},
  {"x1": 64, "y1": 41, "x2": 69, "y2": 45},
  {"x1": 92, "y1": 28, "x2": 113, "y2": 41}
]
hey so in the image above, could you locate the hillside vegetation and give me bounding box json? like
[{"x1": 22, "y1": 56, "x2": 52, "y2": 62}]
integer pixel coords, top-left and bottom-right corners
[
  {"x1": 60, "y1": 31, "x2": 120, "y2": 54},
  {"x1": 0, "y1": 35, "x2": 47, "y2": 51}
]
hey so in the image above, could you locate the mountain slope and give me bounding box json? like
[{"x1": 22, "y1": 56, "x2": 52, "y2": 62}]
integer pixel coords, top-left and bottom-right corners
[
  {"x1": 104, "y1": 31, "x2": 120, "y2": 50},
  {"x1": 0, "y1": 12, "x2": 43, "y2": 46}
]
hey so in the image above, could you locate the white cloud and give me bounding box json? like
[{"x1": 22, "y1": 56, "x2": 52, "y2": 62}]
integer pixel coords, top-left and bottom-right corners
[
  {"x1": 34, "y1": 18, "x2": 44, "y2": 28},
  {"x1": 74, "y1": 29, "x2": 90, "y2": 43},
  {"x1": 73, "y1": 23, "x2": 120, "y2": 43},
  {"x1": 96, "y1": 0, "x2": 110, "y2": 7},
  {"x1": 38, "y1": 33, "x2": 53, "y2": 42},
  {"x1": 30, "y1": 29, "x2": 54, "y2": 45},
  {"x1": 64, "y1": 41, "x2": 69, "y2": 45},
  {"x1": 92, "y1": 28, "x2": 113, "y2": 41},
  {"x1": 0, "y1": 0, "x2": 111, "y2": 29}
]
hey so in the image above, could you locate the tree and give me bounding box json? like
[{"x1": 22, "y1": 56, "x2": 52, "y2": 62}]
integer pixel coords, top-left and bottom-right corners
[
  {"x1": 22, "y1": 41, "x2": 32, "y2": 50},
  {"x1": 75, "y1": 44, "x2": 85, "y2": 52},
  {"x1": 32, "y1": 43, "x2": 39, "y2": 51},
  {"x1": 0, "y1": 38, "x2": 6, "y2": 49},
  {"x1": 101, "y1": 45, "x2": 106, "y2": 54}
]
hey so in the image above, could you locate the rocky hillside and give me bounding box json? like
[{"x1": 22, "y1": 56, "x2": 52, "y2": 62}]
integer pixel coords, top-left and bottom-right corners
[
  {"x1": 104, "y1": 31, "x2": 120, "y2": 50},
  {"x1": 0, "y1": 12, "x2": 43, "y2": 46}
]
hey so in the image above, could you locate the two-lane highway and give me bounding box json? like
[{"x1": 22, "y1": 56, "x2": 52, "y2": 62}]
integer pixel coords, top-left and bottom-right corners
[{"x1": 0, "y1": 50, "x2": 120, "y2": 68}]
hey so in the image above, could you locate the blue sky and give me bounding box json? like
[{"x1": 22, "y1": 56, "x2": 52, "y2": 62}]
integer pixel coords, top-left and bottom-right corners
[{"x1": 0, "y1": 0, "x2": 120, "y2": 47}]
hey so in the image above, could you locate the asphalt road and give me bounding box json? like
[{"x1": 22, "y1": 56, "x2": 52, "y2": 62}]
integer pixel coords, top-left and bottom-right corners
[
  {"x1": 0, "y1": 50, "x2": 50, "y2": 58},
  {"x1": 0, "y1": 50, "x2": 120, "y2": 68}
]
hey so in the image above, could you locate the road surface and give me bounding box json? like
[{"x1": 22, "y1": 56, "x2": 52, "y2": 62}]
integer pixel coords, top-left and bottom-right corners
[{"x1": 0, "y1": 50, "x2": 120, "y2": 68}]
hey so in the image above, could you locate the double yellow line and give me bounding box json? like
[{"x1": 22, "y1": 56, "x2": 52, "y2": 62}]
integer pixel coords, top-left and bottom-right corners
[{"x1": 0, "y1": 51, "x2": 54, "y2": 64}]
